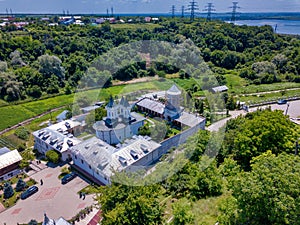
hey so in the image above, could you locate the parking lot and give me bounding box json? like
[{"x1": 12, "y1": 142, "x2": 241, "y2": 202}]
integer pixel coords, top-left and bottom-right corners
[{"x1": 0, "y1": 164, "x2": 95, "y2": 225}]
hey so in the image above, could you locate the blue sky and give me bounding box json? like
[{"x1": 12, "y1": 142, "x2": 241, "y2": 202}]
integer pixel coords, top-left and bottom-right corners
[{"x1": 1, "y1": 0, "x2": 300, "y2": 14}]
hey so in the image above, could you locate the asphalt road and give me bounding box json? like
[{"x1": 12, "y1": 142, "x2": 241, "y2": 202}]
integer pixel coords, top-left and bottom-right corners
[{"x1": 207, "y1": 100, "x2": 300, "y2": 132}]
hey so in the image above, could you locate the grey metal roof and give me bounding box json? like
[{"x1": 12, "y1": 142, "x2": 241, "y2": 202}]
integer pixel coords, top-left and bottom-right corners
[
  {"x1": 120, "y1": 96, "x2": 130, "y2": 108},
  {"x1": 93, "y1": 112, "x2": 145, "y2": 131},
  {"x1": 0, "y1": 147, "x2": 10, "y2": 156},
  {"x1": 33, "y1": 121, "x2": 82, "y2": 153},
  {"x1": 0, "y1": 150, "x2": 22, "y2": 170},
  {"x1": 167, "y1": 84, "x2": 181, "y2": 95},
  {"x1": 72, "y1": 136, "x2": 161, "y2": 178},
  {"x1": 212, "y1": 85, "x2": 228, "y2": 93},
  {"x1": 56, "y1": 110, "x2": 69, "y2": 121},
  {"x1": 81, "y1": 105, "x2": 100, "y2": 113},
  {"x1": 175, "y1": 112, "x2": 206, "y2": 127},
  {"x1": 136, "y1": 98, "x2": 165, "y2": 114}
]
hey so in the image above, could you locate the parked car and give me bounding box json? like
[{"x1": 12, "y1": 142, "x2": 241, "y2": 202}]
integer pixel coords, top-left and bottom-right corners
[
  {"x1": 21, "y1": 186, "x2": 39, "y2": 200},
  {"x1": 277, "y1": 99, "x2": 287, "y2": 105},
  {"x1": 61, "y1": 173, "x2": 77, "y2": 184}
]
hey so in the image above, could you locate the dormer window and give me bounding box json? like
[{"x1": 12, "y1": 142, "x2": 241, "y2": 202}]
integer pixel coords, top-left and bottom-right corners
[
  {"x1": 130, "y1": 150, "x2": 138, "y2": 160},
  {"x1": 118, "y1": 156, "x2": 127, "y2": 166},
  {"x1": 141, "y1": 144, "x2": 149, "y2": 153}
]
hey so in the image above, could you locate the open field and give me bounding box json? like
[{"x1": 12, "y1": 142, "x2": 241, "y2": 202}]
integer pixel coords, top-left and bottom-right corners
[{"x1": 0, "y1": 79, "x2": 174, "y2": 132}]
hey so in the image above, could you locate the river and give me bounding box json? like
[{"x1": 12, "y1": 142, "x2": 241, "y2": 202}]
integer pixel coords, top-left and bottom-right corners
[{"x1": 234, "y1": 19, "x2": 300, "y2": 35}]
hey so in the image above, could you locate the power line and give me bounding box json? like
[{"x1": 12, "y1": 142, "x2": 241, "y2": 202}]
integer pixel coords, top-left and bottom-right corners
[
  {"x1": 203, "y1": 3, "x2": 215, "y2": 21},
  {"x1": 230, "y1": 2, "x2": 241, "y2": 23},
  {"x1": 187, "y1": 0, "x2": 199, "y2": 21}
]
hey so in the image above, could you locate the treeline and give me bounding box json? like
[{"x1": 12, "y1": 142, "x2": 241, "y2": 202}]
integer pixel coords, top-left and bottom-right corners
[
  {"x1": 97, "y1": 109, "x2": 300, "y2": 225},
  {"x1": 1, "y1": 18, "x2": 300, "y2": 101}
]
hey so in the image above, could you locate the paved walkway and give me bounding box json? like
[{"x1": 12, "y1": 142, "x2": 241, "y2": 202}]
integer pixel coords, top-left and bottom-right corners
[
  {"x1": 0, "y1": 165, "x2": 95, "y2": 225},
  {"x1": 207, "y1": 100, "x2": 300, "y2": 132},
  {"x1": 75, "y1": 209, "x2": 101, "y2": 225}
]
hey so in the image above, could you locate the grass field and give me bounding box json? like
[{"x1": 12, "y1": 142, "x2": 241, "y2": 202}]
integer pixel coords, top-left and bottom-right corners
[
  {"x1": 0, "y1": 79, "x2": 174, "y2": 132},
  {"x1": 239, "y1": 89, "x2": 300, "y2": 104}
]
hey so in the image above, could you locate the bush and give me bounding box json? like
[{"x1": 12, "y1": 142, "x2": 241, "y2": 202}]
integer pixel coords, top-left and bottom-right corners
[
  {"x1": 15, "y1": 179, "x2": 27, "y2": 192},
  {"x1": 14, "y1": 126, "x2": 30, "y2": 141},
  {"x1": 46, "y1": 150, "x2": 61, "y2": 164},
  {"x1": 3, "y1": 182, "x2": 14, "y2": 199}
]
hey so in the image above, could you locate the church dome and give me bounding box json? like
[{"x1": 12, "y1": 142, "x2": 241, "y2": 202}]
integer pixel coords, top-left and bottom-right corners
[{"x1": 167, "y1": 85, "x2": 181, "y2": 95}]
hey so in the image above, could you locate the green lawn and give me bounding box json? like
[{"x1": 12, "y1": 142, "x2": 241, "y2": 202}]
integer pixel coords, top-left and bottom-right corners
[
  {"x1": 0, "y1": 80, "x2": 175, "y2": 132},
  {"x1": 239, "y1": 88, "x2": 300, "y2": 104},
  {"x1": 232, "y1": 82, "x2": 300, "y2": 95}
]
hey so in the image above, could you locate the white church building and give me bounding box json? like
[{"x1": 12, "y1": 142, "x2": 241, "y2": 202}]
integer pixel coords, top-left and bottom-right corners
[{"x1": 93, "y1": 96, "x2": 145, "y2": 145}]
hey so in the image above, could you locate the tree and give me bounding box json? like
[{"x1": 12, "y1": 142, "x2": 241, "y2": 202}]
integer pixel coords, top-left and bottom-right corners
[
  {"x1": 98, "y1": 184, "x2": 164, "y2": 225},
  {"x1": 10, "y1": 50, "x2": 26, "y2": 67},
  {"x1": 15, "y1": 126, "x2": 30, "y2": 140},
  {"x1": 221, "y1": 109, "x2": 299, "y2": 170},
  {"x1": 46, "y1": 150, "x2": 61, "y2": 164},
  {"x1": 0, "y1": 61, "x2": 8, "y2": 72},
  {"x1": 28, "y1": 219, "x2": 38, "y2": 225},
  {"x1": 38, "y1": 54, "x2": 65, "y2": 80},
  {"x1": 172, "y1": 198, "x2": 194, "y2": 225},
  {"x1": 138, "y1": 123, "x2": 151, "y2": 136},
  {"x1": 15, "y1": 178, "x2": 27, "y2": 192},
  {"x1": 3, "y1": 182, "x2": 14, "y2": 199},
  {"x1": 230, "y1": 152, "x2": 300, "y2": 224},
  {"x1": 27, "y1": 85, "x2": 42, "y2": 98}
]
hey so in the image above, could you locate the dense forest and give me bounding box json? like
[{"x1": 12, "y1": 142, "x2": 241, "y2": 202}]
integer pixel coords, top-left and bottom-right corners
[
  {"x1": 97, "y1": 109, "x2": 300, "y2": 225},
  {"x1": 0, "y1": 18, "x2": 300, "y2": 102}
]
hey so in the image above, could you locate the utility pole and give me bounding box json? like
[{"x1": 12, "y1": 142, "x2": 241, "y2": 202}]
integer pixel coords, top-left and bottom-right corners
[
  {"x1": 203, "y1": 3, "x2": 215, "y2": 21},
  {"x1": 170, "y1": 5, "x2": 176, "y2": 18},
  {"x1": 285, "y1": 103, "x2": 290, "y2": 116},
  {"x1": 111, "y1": 7, "x2": 114, "y2": 17},
  {"x1": 230, "y1": 2, "x2": 240, "y2": 23},
  {"x1": 187, "y1": 0, "x2": 199, "y2": 21},
  {"x1": 181, "y1": 6, "x2": 185, "y2": 18}
]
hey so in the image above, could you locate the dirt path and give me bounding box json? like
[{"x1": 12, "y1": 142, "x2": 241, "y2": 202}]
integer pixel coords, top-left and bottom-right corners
[
  {"x1": 112, "y1": 76, "x2": 159, "y2": 86},
  {"x1": 0, "y1": 106, "x2": 65, "y2": 136}
]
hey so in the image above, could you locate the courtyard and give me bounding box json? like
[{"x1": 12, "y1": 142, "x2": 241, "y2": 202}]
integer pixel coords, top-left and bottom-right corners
[{"x1": 0, "y1": 163, "x2": 96, "y2": 225}]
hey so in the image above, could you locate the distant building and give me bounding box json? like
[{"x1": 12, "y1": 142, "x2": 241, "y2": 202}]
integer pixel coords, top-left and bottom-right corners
[
  {"x1": 0, "y1": 147, "x2": 23, "y2": 181},
  {"x1": 212, "y1": 85, "x2": 229, "y2": 93},
  {"x1": 33, "y1": 120, "x2": 83, "y2": 161},
  {"x1": 71, "y1": 136, "x2": 161, "y2": 185},
  {"x1": 144, "y1": 17, "x2": 151, "y2": 22},
  {"x1": 81, "y1": 105, "x2": 101, "y2": 114},
  {"x1": 56, "y1": 110, "x2": 69, "y2": 122},
  {"x1": 93, "y1": 97, "x2": 145, "y2": 145}
]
